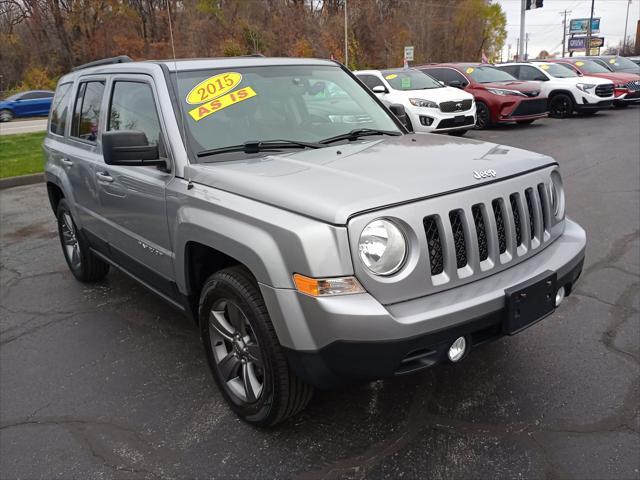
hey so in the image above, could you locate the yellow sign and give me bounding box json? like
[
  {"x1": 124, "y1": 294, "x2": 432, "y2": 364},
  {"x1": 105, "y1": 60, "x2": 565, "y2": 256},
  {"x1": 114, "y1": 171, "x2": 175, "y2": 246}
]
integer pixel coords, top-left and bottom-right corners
[
  {"x1": 186, "y1": 72, "x2": 243, "y2": 105},
  {"x1": 188, "y1": 86, "x2": 257, "y2": 121},
  {"x1": 540, "y1": 64, "x2": 550, "y2": 70},
  {"x1": 575, "y1": 61, "x2": 584, "y2": 66},
  {"x1": 609, "y1": 58, "x2": 617, "y2": 64},
  {"x1": 385, "y1": 74, "x2": 398, "y2": 80},
  {"x1": 466, "y1": 67, "x2": 474, "y2": 74}
]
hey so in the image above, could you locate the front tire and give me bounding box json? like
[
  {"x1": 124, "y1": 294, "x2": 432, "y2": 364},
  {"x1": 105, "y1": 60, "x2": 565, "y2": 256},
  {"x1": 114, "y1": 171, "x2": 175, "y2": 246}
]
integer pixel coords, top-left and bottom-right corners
[
  {"x1": 475, "y1": 102, "x2": 492, "y2": 129},
  {"x1": 613, "y1": 103, "x2": 629, "y2": 109},
  {"x1": 56, "y1": 199, "x2": 110, "y2": 282},
  {"x1": 199, "y1": 266, "x2": 313, "y2": 426},
  {"x1": 549, "y1": 94, "x2": 574, "y2": 118},
  {"x1": 0, "y1": 109, "x2": 14, "y2": 122}
]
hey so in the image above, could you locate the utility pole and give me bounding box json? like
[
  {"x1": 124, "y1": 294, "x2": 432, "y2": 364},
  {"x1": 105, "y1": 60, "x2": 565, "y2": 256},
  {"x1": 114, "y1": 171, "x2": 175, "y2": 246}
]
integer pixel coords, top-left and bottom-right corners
[
  {"x1": 525, "y1": 33, "x2": 530, "y2": 60},
  {"x1": 622, "y1": 0, "x2": 632, "y2": 54},
  {"x1": 560, "y1": 9, "x2": 571, "y2": 57},
  {"x1": 586, "y1": 0, "x2": 595, "y2": 56},
  {"x1": 508, "y1": 44, "x2": 512, "y2": 61},
  {"x1": 516, "y1": 38, "x2": 520, "y2": 60},
  {"x1": 344, "y1": 0, "x2": 348, "y2": 68},
  {"x1": 519, "y1": 0, "x2": 526, "y2": 61}
]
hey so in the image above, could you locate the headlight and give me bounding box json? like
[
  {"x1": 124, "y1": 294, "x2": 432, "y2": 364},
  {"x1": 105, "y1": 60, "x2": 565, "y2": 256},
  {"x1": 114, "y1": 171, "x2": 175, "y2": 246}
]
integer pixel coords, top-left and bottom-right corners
[
  {"x1": 486, "y1": 88, "x2": 526, "y2": 97},
  {"x1": 409, "y1": 98, "x2": 438, "y2": 108},
  {"x1": 358, "y1": 219, "x2": 407, "y2": 276},
  {"x1": 548, "y1": 171, "x2": 565, "y2": 219},
  {"x1": 576, "y1": 83, "x2": 596, "y2": 93}
]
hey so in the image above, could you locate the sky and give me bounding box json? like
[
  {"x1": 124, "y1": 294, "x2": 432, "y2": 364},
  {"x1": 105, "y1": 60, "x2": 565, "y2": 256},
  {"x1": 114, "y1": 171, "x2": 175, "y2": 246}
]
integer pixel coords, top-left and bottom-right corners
[{"x1": 495, "y1": 0, "x2": 640, "y2": 59}]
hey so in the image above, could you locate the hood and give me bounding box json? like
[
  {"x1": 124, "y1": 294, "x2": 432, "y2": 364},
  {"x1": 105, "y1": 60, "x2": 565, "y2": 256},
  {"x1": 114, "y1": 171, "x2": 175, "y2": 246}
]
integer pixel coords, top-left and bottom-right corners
[
  {"x1": 553, "y1": 75, "x2": 611, "y2": 86},
  {"x1": 478, "y1": 80, "x2": 542, "y2": 94},
  {"x1": 584, "y1": 71, "x2": 640, "y2": 83},
  {"x1": 186, "y1": 134, "x2": 556, "y2": 225},
  {"x1": 387, "y1": 86, "x2": 474, "y2": 104}
]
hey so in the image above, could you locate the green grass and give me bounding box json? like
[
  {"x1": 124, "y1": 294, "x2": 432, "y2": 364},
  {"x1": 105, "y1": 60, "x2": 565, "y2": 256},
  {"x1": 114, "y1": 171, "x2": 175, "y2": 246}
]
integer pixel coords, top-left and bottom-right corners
[{"x1": 0, "y1": 131, "x2": 46, "y2": 178}]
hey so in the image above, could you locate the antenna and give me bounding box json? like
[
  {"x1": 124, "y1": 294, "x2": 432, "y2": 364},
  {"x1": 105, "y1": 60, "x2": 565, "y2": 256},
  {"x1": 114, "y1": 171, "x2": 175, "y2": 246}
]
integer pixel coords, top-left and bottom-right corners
[{"x1": 166, "y1": 0, "x2": 189, "y2": 159}]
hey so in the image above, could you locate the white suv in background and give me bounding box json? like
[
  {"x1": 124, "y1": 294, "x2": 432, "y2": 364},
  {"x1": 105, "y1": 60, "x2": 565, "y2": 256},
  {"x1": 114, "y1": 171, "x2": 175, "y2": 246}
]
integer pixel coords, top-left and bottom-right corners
[
  {"x1": 496, "y1": 62, "x2": 614, "y2": 118},
  {"x1": 355, "y1": 68, "x2": 476, "y2": 136}
]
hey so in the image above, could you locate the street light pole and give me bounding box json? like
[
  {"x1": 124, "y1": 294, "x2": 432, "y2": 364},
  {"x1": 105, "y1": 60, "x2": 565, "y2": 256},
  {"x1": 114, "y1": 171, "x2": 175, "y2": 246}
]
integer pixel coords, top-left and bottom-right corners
[
  {"x1": 560, "y1": 10, "x2": 571, "y2": 58},
  {"x1": 519, "y1": 0, "x2": 526, "y2": 61},
  {"x1": 622, "y1": 0, "x2": 632, "y2": 54},
  {"x1": 344, "y1": 0, "x2": 348, "y2": 68},
  {"x1": 586, "y1": 0, "x2": 595, "y2": 56}
]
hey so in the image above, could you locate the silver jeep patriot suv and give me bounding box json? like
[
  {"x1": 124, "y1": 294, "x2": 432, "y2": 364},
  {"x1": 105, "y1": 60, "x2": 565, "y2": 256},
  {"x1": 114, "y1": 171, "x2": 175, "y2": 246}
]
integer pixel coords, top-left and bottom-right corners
[{"x1": 44, "y1": 55, "x2": 586, "y2": 426}]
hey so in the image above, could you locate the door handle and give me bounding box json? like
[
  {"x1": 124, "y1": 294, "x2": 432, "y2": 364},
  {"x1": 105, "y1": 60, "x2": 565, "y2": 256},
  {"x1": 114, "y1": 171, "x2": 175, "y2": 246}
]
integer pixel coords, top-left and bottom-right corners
[
  {"x1": 61, "y1": 158, "x2": 73, "y2": 167},
  {"x1": 96, "y1": 171, "x2": 114, "y2": 183}
]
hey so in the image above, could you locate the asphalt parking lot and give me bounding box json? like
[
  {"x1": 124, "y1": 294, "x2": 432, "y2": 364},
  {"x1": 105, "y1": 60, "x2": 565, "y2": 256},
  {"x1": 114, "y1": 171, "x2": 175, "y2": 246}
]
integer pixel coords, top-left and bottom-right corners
[{"x1": 1, "y1": 107, "x2": 639, "y2": 479}]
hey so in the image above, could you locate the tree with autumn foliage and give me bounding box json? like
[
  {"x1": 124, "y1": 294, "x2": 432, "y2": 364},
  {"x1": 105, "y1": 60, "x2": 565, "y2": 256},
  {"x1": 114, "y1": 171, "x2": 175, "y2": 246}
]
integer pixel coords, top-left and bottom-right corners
[{"x1": 0, "y1": 0, "x2": 507, "y2": 93}]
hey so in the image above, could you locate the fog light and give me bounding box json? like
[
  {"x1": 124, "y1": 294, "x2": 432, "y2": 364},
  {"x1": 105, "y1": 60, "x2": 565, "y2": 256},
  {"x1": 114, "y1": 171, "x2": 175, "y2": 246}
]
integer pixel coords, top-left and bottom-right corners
[
  {"x1": 419, "y1": 115, "x2": 434, "y2": 126},
  {"x1": 448, "y1": 336, "x2": 467, "y2": 362},
  {"x1": 555, "y1": 286, "x2": 566, "y2": 307}
]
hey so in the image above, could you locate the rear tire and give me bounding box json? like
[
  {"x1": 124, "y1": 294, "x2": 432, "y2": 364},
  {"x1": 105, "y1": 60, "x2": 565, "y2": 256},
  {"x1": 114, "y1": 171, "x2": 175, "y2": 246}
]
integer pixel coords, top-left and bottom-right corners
[
  {"x1": 613, "y1": 103, "x2": 629, "y2": 109},
  {"x1": 56, "y1": 199, "x2": 110, "y2": 282},
  {"x1": 448, "y1": 129, "x2": 468, "y2": 136},
  {"x1": 199, "y1": 266, "x2": 313, "y2": 426},
  {"x1": 549, "y1": 94, "x2": 574, "y2": 118},
  {"x1": 475, "y1": 102, "x2": 492, "y2": 129},
  {"x1": 0, "y1": 109, "x2": 13, "y2": 122}
]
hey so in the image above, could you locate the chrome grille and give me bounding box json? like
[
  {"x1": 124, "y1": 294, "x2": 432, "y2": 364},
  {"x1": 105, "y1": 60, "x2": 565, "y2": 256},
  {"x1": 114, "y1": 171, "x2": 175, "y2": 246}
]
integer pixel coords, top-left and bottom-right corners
[
  {"x1": 424, "y1": 184, "x2": 550, "y2": 279},
  {"x1": 626, "y1": 80, "x2": 640, "y2": 91}
]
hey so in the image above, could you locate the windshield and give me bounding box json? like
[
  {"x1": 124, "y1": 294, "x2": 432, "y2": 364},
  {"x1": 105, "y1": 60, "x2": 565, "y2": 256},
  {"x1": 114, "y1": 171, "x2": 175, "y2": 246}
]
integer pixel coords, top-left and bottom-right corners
[
  {"x1": 537, "y1": 63, "x2": 579, "y2": 78},
  {"x1": 574, "y1": 60, "x2": 611, "y2": 74},
  {"x1": 175, "y1": 65, "x2": 400, "y2": 159},
  {"x1": 604, "y1": 56, "x2": 640, "y2": 73},
  {"x1": 382, "y1": 70, "x2": 442, "y2": 90},
  {"x1": 465, "y1": 66, "x2": 517, "y2": 83}
]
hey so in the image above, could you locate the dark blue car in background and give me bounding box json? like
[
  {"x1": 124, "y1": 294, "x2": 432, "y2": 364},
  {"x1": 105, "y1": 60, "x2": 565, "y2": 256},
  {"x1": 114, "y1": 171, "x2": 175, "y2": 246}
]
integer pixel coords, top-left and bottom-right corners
[{"x1": 0, "y1": 90, "x2": 54, "y2": 122}]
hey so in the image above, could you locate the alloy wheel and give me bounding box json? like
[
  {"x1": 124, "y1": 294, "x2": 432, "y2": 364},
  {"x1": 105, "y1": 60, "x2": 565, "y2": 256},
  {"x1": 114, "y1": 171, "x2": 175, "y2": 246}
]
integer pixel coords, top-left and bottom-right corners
[
  {"x1": 60, "y1": 212, "x2": 81, "y2": 270},
  {"x1": 475, "y1": 103, "x2": 490, "y2": 129},
  {"x1": 209, "y1": 300, "x2": 264, "y2": 403},
  {"x1": 550, "y1": 97, "x2": 571, "y2": 118}
]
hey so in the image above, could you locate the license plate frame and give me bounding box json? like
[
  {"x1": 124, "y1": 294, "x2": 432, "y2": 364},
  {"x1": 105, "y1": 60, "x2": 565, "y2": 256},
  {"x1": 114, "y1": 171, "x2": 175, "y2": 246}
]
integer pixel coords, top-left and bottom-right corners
[{"x1": 504, "y1": 270, "x2": 557, "y2": 335}]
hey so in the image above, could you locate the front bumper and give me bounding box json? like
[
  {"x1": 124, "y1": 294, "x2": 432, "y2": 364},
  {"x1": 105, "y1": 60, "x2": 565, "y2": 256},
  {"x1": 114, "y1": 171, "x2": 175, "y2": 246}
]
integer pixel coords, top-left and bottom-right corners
[
  {"x1": 406, "y1": 104, "x2": 477, "y2": 133},
  {"x1": 613, "y1": 90, "x2": 640, "y2": 104},
  {"x1": 575, "y1": 99, "x2": 614, "y2": 111},
  {"x1": 497, "y1": 97, "x2": 548, "y2": 123},
  {"x1": 261, "y1": 219, "x2": 586, "y2": 388}
]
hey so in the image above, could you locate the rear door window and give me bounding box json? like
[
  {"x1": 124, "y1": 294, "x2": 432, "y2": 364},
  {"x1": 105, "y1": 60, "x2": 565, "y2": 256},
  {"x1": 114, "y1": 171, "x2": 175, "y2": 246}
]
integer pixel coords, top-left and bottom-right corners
[
  {"x1": 50, "y1": 84, "x2": 72, "y2": 136},
  {"x1": 498, "y1": 65, "x2": 520, "y2": 78},
  {"x1": 71, "y1": 81, "x2": 105, "y2": 143}
]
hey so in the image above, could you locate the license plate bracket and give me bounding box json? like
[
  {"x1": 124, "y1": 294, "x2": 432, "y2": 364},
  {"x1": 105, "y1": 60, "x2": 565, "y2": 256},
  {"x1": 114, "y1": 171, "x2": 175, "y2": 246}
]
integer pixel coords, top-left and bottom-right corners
[{"x1": 504, "y1": 270, "x2": 557, "y2": 335}]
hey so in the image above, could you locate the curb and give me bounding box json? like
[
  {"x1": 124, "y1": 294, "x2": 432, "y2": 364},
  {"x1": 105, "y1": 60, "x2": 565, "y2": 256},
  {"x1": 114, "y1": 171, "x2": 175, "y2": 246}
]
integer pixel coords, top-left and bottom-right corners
[{"x1": 0, "y1": 173, "x2": 44, "y2": 190}]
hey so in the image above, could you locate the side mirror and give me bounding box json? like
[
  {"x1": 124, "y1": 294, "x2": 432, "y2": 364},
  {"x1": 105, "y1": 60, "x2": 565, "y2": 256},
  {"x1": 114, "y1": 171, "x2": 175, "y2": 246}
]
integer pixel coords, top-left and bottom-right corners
[
  {"x1": 372, "y1": 85, "x2": 388, "y2": 94},
  {"x1": 102, "y1": 130, "x2": 164, "y2": 167},
  {"x1": 388, "y1": 103, "x2": 412, "y2": 131},
  {"x1": 449, "y1": 80, "x2": 465, "y2": 88},
  {"x1": 535, "y1": 76, "x2": 548, "y2": 82}
]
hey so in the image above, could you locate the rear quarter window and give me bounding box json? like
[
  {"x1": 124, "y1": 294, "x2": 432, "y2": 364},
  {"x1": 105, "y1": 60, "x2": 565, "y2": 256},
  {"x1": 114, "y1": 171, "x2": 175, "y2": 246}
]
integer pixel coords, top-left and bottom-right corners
[{"x1": 50, "y1": 84, "x2": 73, "y2": 136}]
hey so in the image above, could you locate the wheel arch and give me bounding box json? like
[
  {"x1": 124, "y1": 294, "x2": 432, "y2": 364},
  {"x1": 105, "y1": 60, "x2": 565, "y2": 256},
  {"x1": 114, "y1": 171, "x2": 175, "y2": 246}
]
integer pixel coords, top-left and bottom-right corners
[{"x1": 548, "y1": 89, "x2": 576, "y2": 103}]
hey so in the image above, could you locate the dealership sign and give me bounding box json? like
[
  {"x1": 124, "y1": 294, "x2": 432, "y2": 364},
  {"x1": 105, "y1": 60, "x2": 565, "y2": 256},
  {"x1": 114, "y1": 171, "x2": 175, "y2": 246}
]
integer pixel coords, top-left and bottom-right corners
[
  {"x1": 569, "y1": 18, "x2": 600, "y2": 34},
  {"x1": 568, "y1": 36, "x2": 604, "y2": 52}
]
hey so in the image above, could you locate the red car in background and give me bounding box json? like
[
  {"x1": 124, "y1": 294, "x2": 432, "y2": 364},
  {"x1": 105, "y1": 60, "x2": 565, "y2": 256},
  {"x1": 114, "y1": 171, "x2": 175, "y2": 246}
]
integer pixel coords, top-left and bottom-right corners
[
  {"x1": 418, "y1": 63, "x2": 548, "y2": 128},
  {"x1": 546, "y1": 58, "x2": 640, "y2": 107}
]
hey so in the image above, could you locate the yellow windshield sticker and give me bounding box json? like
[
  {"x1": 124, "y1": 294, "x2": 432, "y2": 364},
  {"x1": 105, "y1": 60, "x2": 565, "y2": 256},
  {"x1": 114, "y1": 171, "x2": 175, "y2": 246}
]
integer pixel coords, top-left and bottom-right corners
[
  {"x1": 186, "y1": 72, "x2": 243, "y2": 105},
  {"x1": 575, "y1": 61, "x2": 584, "y2": 66},
  {"x1": 385, "y1": 74, "x2": 398, "y2": 80},
  {"x1": 540, "y1": 64, "x2": 550, "y2": 70},
  {"x1": 188, "y1": 86, "x2": 257, "y2": 121},
  {"x1": 609, "y1": 58, "x2": 616, "y2": 64},
  {"x1": 466, "y1": 67, "x2": 474, "y2": 74}
]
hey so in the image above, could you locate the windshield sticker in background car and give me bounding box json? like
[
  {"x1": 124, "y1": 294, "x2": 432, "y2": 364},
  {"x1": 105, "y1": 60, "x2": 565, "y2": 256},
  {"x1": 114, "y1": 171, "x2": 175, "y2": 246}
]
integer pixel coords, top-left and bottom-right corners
[
  {"x1": 186, "y1": 73, "x2": 243, "y2": 104},
  {"x1": 575, "y1": 61, "x2": 584, "y2": 66},
  {"x1": 540, "y1": 64, "x2": 550, "y2": 70},
  {"x1": 466, "y1": 67, "x2": 474, "y2": 74},
  {"x1": 188, "y1": 86, "x2": 257, "y2": 121},
  {"x1": 401, "y1": 77, "x2": 411, "y2": 88},
  {"x1": 609, "y1": 59, "x2": 617, "y2": 64},
  {"x1": 385, "y1": 74, "x2": 398, "y2": 80}
]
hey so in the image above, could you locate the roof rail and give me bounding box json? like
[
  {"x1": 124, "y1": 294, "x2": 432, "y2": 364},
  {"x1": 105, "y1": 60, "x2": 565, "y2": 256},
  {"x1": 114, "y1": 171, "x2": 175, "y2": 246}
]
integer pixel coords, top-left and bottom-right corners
[{"x1": 72, "y1": 55, "x2": 133, "y2": 72}]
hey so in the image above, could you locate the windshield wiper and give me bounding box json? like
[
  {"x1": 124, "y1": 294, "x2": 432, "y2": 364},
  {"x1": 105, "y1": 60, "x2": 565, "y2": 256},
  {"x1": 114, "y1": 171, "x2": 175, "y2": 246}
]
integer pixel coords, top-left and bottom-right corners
[
  {"x1": 197, "y1": 139, "x2": 324, "y2": 158},
  {"x1": 319, "y1": 128, "x2": 401, "y2": 145}
]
